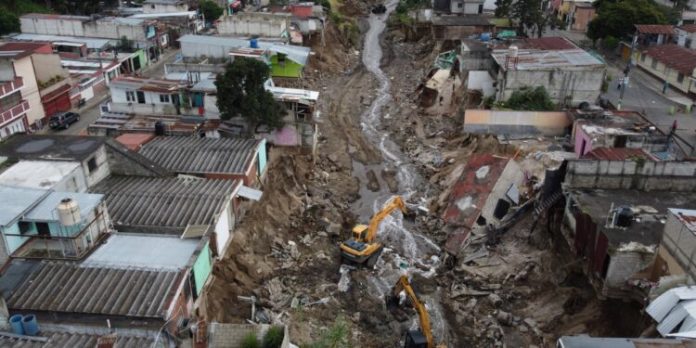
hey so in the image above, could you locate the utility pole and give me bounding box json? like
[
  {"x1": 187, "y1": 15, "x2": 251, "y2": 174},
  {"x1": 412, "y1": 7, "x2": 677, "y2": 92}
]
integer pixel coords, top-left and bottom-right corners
[{"x1": 618, "y1": 32, "x2": 638, "y2": 110}]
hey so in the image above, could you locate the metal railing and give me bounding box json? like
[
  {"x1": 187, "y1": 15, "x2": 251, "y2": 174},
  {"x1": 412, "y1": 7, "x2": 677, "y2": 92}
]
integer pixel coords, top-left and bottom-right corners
[{"x1": 0, "y1": 100, "x2": 30, "y2": 126}]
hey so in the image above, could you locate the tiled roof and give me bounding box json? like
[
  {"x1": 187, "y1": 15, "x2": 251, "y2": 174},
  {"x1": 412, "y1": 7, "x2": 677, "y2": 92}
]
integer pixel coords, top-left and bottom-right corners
[
  {"x1": 138, "y1": 136, "x2": 259, "y2": 175},
  {"x1": 0, "y1": 331, "x2": 156, "y2": 348},
  {"x1": 7, "y1": 262, "x2": 179, "y2": 319},
  {"x1": 680, "y1": 24, "x2": 696, "y2": 33},
  {"x1": 582, "y1": 148, "x2": 658, "y2": 161},
  {"x1": 643, "y1": 44, "x2": 696, "y2": 75},
  {"x1": 90, "y1": 176, "x2": 239, "y2": 233},
  {"x1": 635, "y1": 24, "x2": 675, "y2": 35}
]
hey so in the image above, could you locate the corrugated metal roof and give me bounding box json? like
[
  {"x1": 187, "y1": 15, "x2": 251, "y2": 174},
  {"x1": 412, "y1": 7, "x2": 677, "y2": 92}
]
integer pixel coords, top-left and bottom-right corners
[
  {"x1": 0, "y1": 186, "x2": 49, "y2": 226},
  {"x1": 643, "y1": 44, "x2": 696, "y2": 75},
  {"x1": 9, "y1": 33, "x2": 112, "y2": 49},
  {"x1": 7, "y1": 261, "x2": 179, "y2": 319},
  {"x1": 84, "y1": 234, "x2": 198, "y2": 270},
  {"x1": 491, "y1": 48, "x2": 604, "y2": 70},
  {"x1": 582, "y1": 148, "x2": 658, "y2": 161},
  {"x1": 647, "y1": 286, "x2": 696, "y2": 337},
  {"x1": 520, "y1": 37, "x2": 578, "y2": 50},
  {"x1": 680, "y1": 24, "x2": 696, "y2": 33},
  {"x1": 669, "y1": 208, "x2": 696, "y2": 233},
  {"x1": 90, "y1": 176, "x2": 239, "y2": 232},
  {"x1": 442, "y1": 154, "x2": 510, "y2": 254},
  {"x1": 138, "y1": 136, "x2": 259, "y2": 175},
  {"x1": 0, "y1": 331, "x2": 157, "y2": 348},
  {"x1": 635, "y1": 24, "x2": 675, "y2": 35}
]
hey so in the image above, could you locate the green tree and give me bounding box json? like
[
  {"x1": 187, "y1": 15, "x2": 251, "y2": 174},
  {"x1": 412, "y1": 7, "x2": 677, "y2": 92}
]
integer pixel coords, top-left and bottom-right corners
[
  {"x1": 215, "y1": 58, "x2": 284, "y2": 134},
  {"x1": 0, "y1": 12, "x2": 20, "y2": 35},
  {"x1": 511, "y1": 0, "x2": 546, "y2": 37},
  {"x1": 587, "y1": 0, "x2": 671, "y2": 42},
  {"x1": 199, "y1": 0, "x2": 224, "y2": 23},
  {"x1": 503, "y1": 86, "x2": 555, "y2": 111},
  {"x1": 494, "y1": 0, "x2": 513, "y2": 18}
]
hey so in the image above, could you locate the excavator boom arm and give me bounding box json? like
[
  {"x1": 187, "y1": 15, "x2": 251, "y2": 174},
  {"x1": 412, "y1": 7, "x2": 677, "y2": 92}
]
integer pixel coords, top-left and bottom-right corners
[
  {"x1": 364, "y1": 196, "x2": 407, "y2": 243},
  {"x1": 391, "y1": 276, "x2": 434, "y2": 348}
]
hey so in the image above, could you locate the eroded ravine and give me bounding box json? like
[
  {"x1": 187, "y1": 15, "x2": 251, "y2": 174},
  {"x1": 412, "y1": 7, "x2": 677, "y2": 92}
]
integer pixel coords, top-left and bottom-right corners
[{"x1": 341, "y1": 1, "x2": 449, "y2": 342}]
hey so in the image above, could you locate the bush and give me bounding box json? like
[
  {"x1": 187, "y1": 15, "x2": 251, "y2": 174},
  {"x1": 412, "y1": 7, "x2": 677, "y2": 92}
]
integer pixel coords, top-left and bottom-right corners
[
  {"x1": 262, "y1": 326, "x2": 284, "y2": 348},
  {"x1": 602, "y1": 35, "x2": 619, "y2": 50},
  {"x1": 241, "y1": 332, "x2": 259, "y2": 348},
  {"x1": 505, "y1": 86, "x2": 555, "y2": 111}
]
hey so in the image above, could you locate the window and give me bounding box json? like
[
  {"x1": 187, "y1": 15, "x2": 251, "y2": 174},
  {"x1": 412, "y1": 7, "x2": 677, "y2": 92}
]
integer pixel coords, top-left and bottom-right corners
[
  {"x1": 493, "y1": 199, "x2": 511, "y2": 219},
  {"x1": 651, "y1": 58, "x2": 658, "y2": 69},
  {"x1": 126, "y1": 90, "x2": 135, "y2": 102},
  {"x1": 136, "y1": 91, "x2": 146, "y2": 104},
  {"x1": 640, "y1": 54, "x2": 646, "y2": 62},
  {"x1": 678, "y1": 73, "x2": 685, "y2": 83},
  {"x1": 159, "y1": 94, "x2": 170, "y2": 103},
  {"x1": 0, "y1": 91, "x2": 22, "y2": 110},
  {"x1": 36, "y1": 222, "x2": 50, "y2": 237},
  {"x1": 457, "y1": 2, "x2": 463, "y2": 7},
  {"x1": 87, "y1": 157, "x2": 98, "y2": 173},
  {"x1": 18, "y1": 221, "x2": 33, "y2": 234}
]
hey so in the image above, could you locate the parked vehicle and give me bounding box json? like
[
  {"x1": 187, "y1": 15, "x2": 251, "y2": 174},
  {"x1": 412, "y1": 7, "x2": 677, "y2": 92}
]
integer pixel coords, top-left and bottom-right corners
[{"x1": 49, "y1": 112, "x2": 80, "y2": 130}]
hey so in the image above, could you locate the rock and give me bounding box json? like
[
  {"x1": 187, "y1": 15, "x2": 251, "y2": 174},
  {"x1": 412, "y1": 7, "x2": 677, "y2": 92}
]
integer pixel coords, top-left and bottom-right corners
[
  {"x1": 317, "y1": 231, "x2": 328, "y2": 238},
  {"x1": 488, "y1": 293, "x2": 503, "y2": 307},
  {"x1": 381, "y1": 169, "x2": 399, "y2": 193},
  {"x1": 327, "y1": 223, "x2": 342, "y2": 237},
  {"x1": 495, "y1": 310, "x2": 513, "y2": 326},
  {"x1": 518, "y1": 325, "x2": 528, "y2": 333},
  {"x1": 327, "y1": 153, "x2": 339, "y2": 163},
  {"x1": 366, "y1": 169, "x2": 380, "y2": 192}
]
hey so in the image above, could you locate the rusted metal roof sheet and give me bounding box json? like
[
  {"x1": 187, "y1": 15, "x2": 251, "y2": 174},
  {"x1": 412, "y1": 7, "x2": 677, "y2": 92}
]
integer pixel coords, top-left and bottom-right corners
[
  {"x1": 90, "y1": 176, "x2": 239, "y2": 233},
  {"x1": 582, "y1": 148, "x2": 658, "y2": 161},
  {"x1": 643, "y1": 44, "x2": 696, "y2": 75},
  {"x1": 520, "y1": 37, "x2": 577, "y2": 50},
  {"x1": 680, "y1": 24, "x2": 696, "y2": 33},
  {"x1": 442, "y1": 154, "x2": 509, "y2": 254},
  {"x1": 139, "y1": 136, "x2": 259, "y2": 175},
  {"x1": 635, "y1": 24, "x2": 675, "y2": 35},
  {"x1": 7, "y1": 261, "x2": 179, "y2": 319},
  {"x1": 0, "y1": 331, "x2": 158, "y2": 348}
]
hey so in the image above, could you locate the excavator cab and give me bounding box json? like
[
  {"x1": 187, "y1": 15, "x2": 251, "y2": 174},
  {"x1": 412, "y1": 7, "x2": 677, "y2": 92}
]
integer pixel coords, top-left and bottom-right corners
[
  {"x1": 405, "y1": 330, "x2": 428, "y2": 348},
  {"x1": 340, "y1": 196, "x2": 408, "y2": 267}
]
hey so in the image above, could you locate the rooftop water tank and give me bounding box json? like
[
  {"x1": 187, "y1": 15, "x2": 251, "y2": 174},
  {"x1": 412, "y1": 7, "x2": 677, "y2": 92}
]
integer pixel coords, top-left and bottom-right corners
[
  {"x1": 21, "y1": 314, "x2": 38, "y2": 336},
  {"x1": 250, "y1": 38, "x2": 259, "y2": 49},
  {"x1": 57, "y1": 198, "x2": 80, "y2": 226},
  {"x1": 9, "y1": 315, "x2": 23, "y2": 335}
]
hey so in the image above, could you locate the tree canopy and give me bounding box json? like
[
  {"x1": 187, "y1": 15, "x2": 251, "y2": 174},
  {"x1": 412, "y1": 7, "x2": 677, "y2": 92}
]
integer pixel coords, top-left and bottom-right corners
[
  {"x1": 502, "y1": 86, "x2": 555, "y2": 111},
  {"x1": 0, "y1": 13, "x2": 20, "y2": 36},
  {"x1": 215, "y1": 58, "x2": 284, "y2": 133},
  {"x1": 587, "y1": 0, "x2": 673, "y2": 41},
  {"x1": 495, "y1": 0, "x2": 546, "y2": 37},
  {"x1": 199, "y1": 0, "x2": 224, "y2": 23}
]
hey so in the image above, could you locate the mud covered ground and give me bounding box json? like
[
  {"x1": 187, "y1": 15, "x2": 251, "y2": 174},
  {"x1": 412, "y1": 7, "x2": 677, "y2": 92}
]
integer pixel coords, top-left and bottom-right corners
[{"x1": 201, "y1": 4, "x2": 647, "y2": 347}]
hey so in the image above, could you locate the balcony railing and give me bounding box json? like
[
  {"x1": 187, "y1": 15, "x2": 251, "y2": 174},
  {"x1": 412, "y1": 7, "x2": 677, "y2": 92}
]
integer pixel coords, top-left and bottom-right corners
[
  {"x1": 0, "y1": 77, "x2": 24, "y2": 99},
  {"x1": 0, "y1": 100, "x2": 30, "y2": 126}
]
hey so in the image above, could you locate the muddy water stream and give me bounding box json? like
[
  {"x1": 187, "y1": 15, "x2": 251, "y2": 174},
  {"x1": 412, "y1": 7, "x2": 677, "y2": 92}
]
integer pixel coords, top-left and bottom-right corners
[{"x1": 340, "y1": 0, "x2": 448, "y2": 342}]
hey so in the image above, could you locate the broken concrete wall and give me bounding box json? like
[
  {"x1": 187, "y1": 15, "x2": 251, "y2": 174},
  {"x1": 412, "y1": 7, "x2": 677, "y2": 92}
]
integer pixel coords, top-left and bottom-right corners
[
  {"x1": 463, "y1": 110, "x2": 571, "y2": 138},
  {"x1": 603, "y1": 247, "x2": 656, "y2": 297},
  {"x1": 565, "y1": 160, "x2": 696, "y2": 191},
  {"x1": 217, "y1": 13, "x2": 291, "y2": 37},
  {"x1": 480, "y1": 159, "x2": 525, "y2": 225},
  {"x1": 659, "y1": 211, "x2": 696, "y2": 284}
]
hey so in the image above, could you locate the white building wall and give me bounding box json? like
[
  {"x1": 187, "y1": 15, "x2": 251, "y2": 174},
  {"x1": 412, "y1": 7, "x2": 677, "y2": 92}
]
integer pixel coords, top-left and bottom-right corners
[
  {"x1": 12, "y1": 57, "x2": 45, "y2": 127},
  {"x1": 217, "y1": 13, "x2": 290, "y2": 37},
  {"x1": 110, "y1": 84, "x2": 179, "y2": 115},
  {"x1": 20, "y1": 16, "x2": 149, "y2": 42},
  {"x1": 144, "y1": 2, "x2": 189, "y2": 13},
  {"x1": 81, "y1": 147, "x2": 111, "y2": 188},
  {"x1": 21, "y1": 17, "x2": 87, "y2": 36},
  {"x1": 214, "y1": 200, "x2": 234, "y2": 259}
]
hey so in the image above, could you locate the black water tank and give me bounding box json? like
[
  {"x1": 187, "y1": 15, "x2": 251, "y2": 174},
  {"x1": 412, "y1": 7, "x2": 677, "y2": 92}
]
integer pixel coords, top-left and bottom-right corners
[
  {"x1": 616, "y1": 207, "x2": 633, "y2": 227},
  {"x1": 154, "y1": 121, "x2": 165, "y2": 136}
]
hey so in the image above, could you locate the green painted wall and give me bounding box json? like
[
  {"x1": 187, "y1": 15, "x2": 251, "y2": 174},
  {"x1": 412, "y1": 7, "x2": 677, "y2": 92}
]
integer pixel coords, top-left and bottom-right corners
[
  {"x1": 135, "y1": 49, "x2": 148, "y2": 70},
  {"x1": 270, "y1": 54, "x2": 304, "y2": 78},
  {"x1": 193, "y1": 242, "x2": 212, "y2": 296}
]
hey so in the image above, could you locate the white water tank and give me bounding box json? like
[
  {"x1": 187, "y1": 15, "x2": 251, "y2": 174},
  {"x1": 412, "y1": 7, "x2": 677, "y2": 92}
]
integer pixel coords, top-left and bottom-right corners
[
  {"x1": 57, "y1": 198, "x2": 80, "y2": 226},
  {"x1": 509, "y1": 45, "x2": 519, "y2": 58}
]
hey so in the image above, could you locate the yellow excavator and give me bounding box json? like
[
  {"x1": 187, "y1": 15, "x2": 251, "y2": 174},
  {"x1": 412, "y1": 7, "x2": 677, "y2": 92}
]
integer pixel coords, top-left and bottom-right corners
[
  {"x1": 386, "y1": 275, "x2": 447, "y2": 348},
  {"x1": 340, "y1": 196, "x2": 408, "y2": 267}
]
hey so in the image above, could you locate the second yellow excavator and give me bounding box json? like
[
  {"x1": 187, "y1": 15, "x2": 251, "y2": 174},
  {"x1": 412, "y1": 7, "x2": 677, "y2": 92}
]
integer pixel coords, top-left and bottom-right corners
[
  {"x1": 386, "y1": 275, "x2": 447, "y2": 348},
  {"x1": 339, "y1": 196, "x2": 408, "y2": 267}
]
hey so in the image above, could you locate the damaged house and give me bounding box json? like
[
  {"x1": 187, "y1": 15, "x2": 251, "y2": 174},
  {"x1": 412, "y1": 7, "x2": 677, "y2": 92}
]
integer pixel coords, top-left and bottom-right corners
[
  {"x1": 559, "y1": 158, "x2": 696, "y2": 300},
  {"x1": 442, "y1": 154, "x2": 526, "y2": 254}
]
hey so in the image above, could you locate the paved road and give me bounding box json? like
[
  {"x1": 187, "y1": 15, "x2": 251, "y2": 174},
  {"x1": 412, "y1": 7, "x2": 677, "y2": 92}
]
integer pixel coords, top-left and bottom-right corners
[{"x1": 45, "y1": 48, "x2": 181, "y2": 136}]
